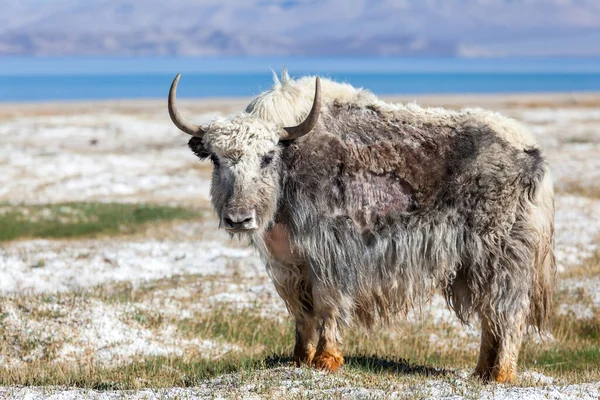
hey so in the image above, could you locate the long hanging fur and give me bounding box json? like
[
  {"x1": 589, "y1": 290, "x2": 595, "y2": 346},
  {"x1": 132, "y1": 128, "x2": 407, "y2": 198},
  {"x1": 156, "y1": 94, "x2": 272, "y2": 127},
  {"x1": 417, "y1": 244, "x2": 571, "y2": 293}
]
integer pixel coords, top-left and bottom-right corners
[{"x1": 271, "y1": 99, "x2": 555, "y2": 335}]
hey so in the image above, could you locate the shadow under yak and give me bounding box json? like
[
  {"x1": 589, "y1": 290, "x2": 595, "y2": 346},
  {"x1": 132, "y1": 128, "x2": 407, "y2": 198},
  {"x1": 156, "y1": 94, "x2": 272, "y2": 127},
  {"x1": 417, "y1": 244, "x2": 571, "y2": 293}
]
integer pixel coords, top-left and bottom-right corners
[{"x1": 265, "y1": 354, "x2": 450, "y2": 377}]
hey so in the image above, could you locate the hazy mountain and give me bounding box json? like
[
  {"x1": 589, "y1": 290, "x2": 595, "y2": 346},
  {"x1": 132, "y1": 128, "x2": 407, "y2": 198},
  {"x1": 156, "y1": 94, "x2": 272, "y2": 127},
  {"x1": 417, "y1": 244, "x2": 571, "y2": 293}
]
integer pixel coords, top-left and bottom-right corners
[{"x1": 1, "y1": 0, "x2": 599, "y2": 56}]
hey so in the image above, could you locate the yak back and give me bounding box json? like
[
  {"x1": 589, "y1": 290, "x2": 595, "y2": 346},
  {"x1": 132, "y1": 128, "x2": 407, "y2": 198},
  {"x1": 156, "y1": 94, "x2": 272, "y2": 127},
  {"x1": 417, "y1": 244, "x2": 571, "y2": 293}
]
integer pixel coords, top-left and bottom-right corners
[{"x1": 281, "y1": 100, "x2": 545, "y2": 234}]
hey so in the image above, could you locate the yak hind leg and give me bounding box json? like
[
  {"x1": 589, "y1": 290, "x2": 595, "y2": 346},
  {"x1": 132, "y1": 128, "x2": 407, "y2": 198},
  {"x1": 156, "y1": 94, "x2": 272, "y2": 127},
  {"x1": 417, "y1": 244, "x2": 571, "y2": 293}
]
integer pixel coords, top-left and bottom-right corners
[
  {"x1": 311, "y1": 285, "x2": 345, "y2": 372},
  {"x1": 475, "y1": 309, "x2": 526, "y2": 384},
  {"x1": 474, "y1": 316, "x2": 499, "y2": 382}
]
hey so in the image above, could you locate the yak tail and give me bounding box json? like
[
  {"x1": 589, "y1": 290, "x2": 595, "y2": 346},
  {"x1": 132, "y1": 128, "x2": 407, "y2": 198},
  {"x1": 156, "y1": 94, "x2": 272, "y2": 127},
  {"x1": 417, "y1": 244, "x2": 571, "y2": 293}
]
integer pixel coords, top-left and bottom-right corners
[{"x1": 527, "y1": 164, "x2": 556, "y2": 330}]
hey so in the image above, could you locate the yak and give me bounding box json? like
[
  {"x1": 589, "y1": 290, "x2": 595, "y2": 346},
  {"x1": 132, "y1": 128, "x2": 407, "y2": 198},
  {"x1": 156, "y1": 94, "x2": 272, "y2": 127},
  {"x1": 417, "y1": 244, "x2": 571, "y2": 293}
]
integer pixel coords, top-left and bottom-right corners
[{"x1": 167, "y1": 69, "x2": 555, "y2": 383}]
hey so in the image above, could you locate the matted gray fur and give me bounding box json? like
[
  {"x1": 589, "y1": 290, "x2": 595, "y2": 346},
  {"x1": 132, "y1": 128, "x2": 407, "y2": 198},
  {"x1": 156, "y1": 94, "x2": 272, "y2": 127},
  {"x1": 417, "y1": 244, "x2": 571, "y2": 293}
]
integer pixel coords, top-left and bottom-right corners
[{"x1": 174, "y1": 69, "x2": 555, "y2": 383}]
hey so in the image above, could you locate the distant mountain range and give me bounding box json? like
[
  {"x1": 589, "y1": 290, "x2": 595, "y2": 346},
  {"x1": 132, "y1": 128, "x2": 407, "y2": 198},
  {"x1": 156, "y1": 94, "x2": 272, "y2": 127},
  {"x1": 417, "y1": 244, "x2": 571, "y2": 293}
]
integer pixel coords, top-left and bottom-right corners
[{"x1": 1, "y1": 0, "x2": 600, "y2": 57}]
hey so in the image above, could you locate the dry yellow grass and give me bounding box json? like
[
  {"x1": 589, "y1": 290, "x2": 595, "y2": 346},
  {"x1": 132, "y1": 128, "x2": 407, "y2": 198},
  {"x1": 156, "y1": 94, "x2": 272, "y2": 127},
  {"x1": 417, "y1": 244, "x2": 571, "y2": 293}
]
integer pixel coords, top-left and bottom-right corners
[{"x1": 1, "y1": 270, "x2": 598, "y2": 390}]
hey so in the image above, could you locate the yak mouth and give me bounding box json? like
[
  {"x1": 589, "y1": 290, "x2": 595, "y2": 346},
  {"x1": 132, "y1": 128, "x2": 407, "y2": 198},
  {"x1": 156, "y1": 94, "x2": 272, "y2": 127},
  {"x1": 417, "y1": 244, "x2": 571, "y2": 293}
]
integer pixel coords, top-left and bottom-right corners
[{"x1": 223, "y1": 226, "x2": 258, "y2": 234}]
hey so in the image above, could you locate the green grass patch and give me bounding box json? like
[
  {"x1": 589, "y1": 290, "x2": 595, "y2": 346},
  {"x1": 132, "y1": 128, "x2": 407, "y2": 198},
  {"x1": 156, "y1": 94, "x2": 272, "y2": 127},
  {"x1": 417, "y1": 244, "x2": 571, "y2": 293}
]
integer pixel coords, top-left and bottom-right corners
[
  {"x1": 523, "y1": 346, "x2": 600, "y2": 374},
  {"x1": 519, "y1": 308, "x2": 600, "y2": 381},
  {"x1": 0, "y1": 202, "x2": 201, "y2": 242}
]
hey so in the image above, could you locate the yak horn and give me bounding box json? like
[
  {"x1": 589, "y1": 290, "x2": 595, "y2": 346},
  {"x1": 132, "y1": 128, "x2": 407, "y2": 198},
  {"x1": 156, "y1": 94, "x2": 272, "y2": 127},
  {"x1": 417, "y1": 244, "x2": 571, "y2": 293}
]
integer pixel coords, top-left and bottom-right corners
[
  {"x1": 168, "y1": 73, "x2": 206, "y2": 137},
  {"x1": 281, "y1": 77, "x2": 321, "y2": 141}
]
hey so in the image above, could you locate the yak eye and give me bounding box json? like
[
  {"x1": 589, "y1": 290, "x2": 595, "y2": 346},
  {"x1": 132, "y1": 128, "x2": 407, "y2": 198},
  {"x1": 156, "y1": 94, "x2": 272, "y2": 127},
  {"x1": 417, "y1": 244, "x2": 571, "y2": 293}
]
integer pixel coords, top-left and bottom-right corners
[
  {"x1": 210, "y1": 154, "x2": 220, "y2": 167},
  {"x1": 261, "y1": 152, "x2": 274, "y2": 168}
]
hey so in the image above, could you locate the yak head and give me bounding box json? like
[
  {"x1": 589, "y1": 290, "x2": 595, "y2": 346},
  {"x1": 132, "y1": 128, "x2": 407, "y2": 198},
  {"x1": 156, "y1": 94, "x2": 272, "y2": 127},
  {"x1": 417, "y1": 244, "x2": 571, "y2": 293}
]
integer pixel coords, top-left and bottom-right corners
[{"x1": 168, "y1": 73, "x2": 321, "y2": 234}]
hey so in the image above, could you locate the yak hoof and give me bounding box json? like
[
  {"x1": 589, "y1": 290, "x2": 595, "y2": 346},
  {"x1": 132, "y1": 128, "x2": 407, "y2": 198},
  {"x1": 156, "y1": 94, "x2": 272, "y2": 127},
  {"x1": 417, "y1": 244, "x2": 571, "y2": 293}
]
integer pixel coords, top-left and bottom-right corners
[
  {"x1": 312, "y1": 348, "x2": 344, "y2": 372},
  {"x1": 493, "y1": 368, "x2": 517, "y2": 384},
  {"x1": 293, "y1": 344, "x2": 316, "y2": 367},
  {"x1": 473, "y1": 368, "x2": 517, "y2": 384}
]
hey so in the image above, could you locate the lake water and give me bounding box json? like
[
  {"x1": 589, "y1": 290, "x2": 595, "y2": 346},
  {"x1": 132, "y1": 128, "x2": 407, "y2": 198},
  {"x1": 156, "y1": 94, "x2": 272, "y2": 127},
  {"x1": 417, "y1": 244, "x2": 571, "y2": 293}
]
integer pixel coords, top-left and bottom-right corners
[{"x1": 1, "y1": 57, "x2": 600, "y2": 102}]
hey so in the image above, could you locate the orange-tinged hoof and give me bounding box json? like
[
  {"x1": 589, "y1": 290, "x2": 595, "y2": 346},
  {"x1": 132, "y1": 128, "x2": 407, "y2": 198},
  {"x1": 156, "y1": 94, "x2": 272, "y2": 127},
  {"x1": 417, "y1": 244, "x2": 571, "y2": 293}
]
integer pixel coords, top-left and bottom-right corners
[
  {"x1": 312, "y1": 348, "x2": 344, "y2": 372},
  {"x1": 494, "y1": 368, "x2": 517, "y2": 384},
  {"x1": 473, "y1": 367, "x2": 516, "y2": 384},
  {"x1": 294, "y1": 344, "x2": 316, "y2": 367}
]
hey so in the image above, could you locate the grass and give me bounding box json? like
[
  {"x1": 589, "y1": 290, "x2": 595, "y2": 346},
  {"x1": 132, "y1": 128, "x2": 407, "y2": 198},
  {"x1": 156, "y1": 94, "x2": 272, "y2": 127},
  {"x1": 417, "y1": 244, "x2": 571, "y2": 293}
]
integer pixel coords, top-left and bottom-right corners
[
  {"x1": 0, "y1": 202, "x2": 202, "y2": 242},
  {"x1": 520, "y1": 309, "x2": 600, "y2": 381},
  {"x1": 1, "y1": 273, "x2": 599, "y2": 391},
  {"x1": 0, "y1": 354, "x2": 268, "y2": 390},
  {"x1": 175, "y1": 309, "x2": 292, "y2": 351},
  {"x1": 0, "y1": 198, "x2": 598, "y2": 392}
]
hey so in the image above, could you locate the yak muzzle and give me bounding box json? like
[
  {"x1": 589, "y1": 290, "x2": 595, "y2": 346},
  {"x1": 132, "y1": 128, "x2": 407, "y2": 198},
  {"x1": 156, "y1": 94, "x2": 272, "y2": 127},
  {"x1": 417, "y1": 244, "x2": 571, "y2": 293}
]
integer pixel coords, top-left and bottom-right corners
[{"x1": 222, "y1": 209, "x2": 258, "y2": 233}]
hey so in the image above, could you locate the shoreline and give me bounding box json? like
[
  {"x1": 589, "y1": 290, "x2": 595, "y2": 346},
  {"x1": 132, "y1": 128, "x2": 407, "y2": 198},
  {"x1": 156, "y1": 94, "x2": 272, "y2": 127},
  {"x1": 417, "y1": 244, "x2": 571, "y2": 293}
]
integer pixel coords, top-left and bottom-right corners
[{"x1": 1, "y1": 91, "x2": 600, "y2": 114}]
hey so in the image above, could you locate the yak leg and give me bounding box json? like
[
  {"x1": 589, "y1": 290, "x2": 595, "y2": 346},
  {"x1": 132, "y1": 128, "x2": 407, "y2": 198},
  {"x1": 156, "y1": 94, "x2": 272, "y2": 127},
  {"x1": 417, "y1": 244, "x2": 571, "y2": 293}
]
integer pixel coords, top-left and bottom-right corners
[
  {"x1": 475, "y1": 316, "x2": 499, "y2": 382},
  {"x1": 311, "y1": 287, "x2": 345, "y2": 372},
  {"x1": 312, "y1": 313, "x2": 344, "y2": 372},
  {"x1": 475, "y1": 310, "x2": 526, "y2": 384},
  {"x1": 266, "y1": 261, "x2": 317, "y2": 366},
  {"x1": 263, "y1": 225, "x2": 319, "y2": 365},
  {"x1": 294, "y1": 316, "x2": 318, "y2": 366},
  {"x1": 293, "y1": 278, "x2": 318, "y2": 366},
  {"x1": 492, "y1": 311, "x2": 526, "y2": 384}
]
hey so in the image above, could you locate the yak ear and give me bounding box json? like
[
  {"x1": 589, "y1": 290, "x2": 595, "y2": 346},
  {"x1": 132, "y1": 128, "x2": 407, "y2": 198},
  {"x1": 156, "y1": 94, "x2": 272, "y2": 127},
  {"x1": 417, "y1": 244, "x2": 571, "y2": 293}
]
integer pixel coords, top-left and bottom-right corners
[{"x1": 188, "y1": 136, "x2": 211, "y2": 160}]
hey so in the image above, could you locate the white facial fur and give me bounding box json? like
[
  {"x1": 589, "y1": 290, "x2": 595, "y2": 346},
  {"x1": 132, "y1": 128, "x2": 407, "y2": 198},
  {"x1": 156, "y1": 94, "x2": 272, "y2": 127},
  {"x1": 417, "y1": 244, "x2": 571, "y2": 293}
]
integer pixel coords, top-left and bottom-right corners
[{"x1": 202, "y1": 113, "x2": 283, "y2": 233}]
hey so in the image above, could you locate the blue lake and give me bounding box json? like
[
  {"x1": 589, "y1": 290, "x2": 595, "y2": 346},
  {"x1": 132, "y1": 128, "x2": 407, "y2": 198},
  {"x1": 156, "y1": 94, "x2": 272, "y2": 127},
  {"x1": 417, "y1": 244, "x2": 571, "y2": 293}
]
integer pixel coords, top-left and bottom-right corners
[{"x1": 1, "y1": 57, "x2": 600, "y2": 101}]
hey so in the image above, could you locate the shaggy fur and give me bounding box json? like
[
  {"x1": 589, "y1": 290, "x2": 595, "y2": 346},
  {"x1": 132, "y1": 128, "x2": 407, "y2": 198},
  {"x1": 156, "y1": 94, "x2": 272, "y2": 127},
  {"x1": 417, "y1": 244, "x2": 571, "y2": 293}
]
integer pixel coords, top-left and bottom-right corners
[{"x1": 183, "y1": 69, "x2": 556, "y2": 383}]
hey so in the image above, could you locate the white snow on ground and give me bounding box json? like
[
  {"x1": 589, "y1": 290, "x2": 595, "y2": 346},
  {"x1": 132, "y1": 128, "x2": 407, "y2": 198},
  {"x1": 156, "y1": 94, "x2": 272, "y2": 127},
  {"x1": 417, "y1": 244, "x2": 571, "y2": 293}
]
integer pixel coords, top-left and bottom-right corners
[
  {"x1": 557, "y1": 276, "x2": 600, "y2": 319},
  {"x1": 206, "y1": 282, "x2": 288, "y2": 317},
  {"x1": 553, "y1": 195, "x2": 600, "y2": 272},
  {"x1": 517, "y1": 108, "x2": 600, "y2": 125},
  {"x1": 0, "y1": 238, "x2": 263, "y2": 294},
  {"x1": 0, "y1": 372, "x2": 598, "y2": 399},
  {"x1": 1, "y1": 298, "x2": 239, "y2": 368},
  {"x1": 0, "y1": 113, "x2": 215, "y2": 204}
]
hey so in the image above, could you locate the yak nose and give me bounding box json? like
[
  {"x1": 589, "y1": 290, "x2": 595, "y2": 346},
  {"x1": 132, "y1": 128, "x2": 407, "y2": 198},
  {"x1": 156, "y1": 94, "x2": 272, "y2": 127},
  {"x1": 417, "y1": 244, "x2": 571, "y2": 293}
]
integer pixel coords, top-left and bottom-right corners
[{"x1": 222, "y1": 210, "x2": 257, "y2": 231}]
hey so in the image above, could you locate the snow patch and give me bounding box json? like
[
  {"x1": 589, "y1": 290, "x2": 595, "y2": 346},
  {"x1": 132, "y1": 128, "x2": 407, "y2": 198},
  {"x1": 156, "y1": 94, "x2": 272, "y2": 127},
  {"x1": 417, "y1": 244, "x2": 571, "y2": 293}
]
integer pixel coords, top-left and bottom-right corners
[
  {"x1": 0, "y1": 238, "x2": 263, "y2": 295},
  {"x1": 0, "y1": 298, "x2": 239, "y2": 368}
]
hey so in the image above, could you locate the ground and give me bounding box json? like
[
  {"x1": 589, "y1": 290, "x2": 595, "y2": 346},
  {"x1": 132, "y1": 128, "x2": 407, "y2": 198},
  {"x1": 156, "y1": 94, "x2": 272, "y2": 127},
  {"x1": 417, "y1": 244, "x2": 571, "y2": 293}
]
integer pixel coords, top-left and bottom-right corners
[{"x1": 0, "y1": 93, "x2": 599, "y2": 399}]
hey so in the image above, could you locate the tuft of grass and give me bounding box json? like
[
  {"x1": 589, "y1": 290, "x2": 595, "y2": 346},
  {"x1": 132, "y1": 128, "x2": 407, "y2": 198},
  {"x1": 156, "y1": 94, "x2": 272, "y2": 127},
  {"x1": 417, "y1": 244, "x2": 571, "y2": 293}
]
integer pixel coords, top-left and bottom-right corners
[
  {"x1": 0, "y1": 202, "x2": 201, "y2": 242},
  {"x1": 562, "y1": 135, "x2": 596, "y2": 145}
]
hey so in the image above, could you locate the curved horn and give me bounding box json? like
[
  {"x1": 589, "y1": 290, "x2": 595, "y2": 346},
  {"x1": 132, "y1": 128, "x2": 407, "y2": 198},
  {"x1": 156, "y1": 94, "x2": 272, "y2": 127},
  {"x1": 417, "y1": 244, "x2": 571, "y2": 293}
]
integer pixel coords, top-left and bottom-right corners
[
  {"x1": 281, "y1": 77, "x2": 321, "y2": 141},
  {"x1": 168, "y1": 73, "x2": 206, "y2": 137}
]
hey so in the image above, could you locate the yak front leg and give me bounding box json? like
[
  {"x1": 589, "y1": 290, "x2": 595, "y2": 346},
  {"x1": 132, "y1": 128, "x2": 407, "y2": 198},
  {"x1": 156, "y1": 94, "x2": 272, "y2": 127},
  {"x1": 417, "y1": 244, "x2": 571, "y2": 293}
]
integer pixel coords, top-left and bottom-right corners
[
  {"x1": 311, "y1": 286, "x2": 345, "y2": 372},
  {"x1": 312, "y1": 314, "x2": 344, "y2": 372},
  {"x1": 294, "y1": 316, "x2": 318, "y2": 366},
  {"x1": 290, "y1": 276, "x2": 319, "y2": 366}
]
